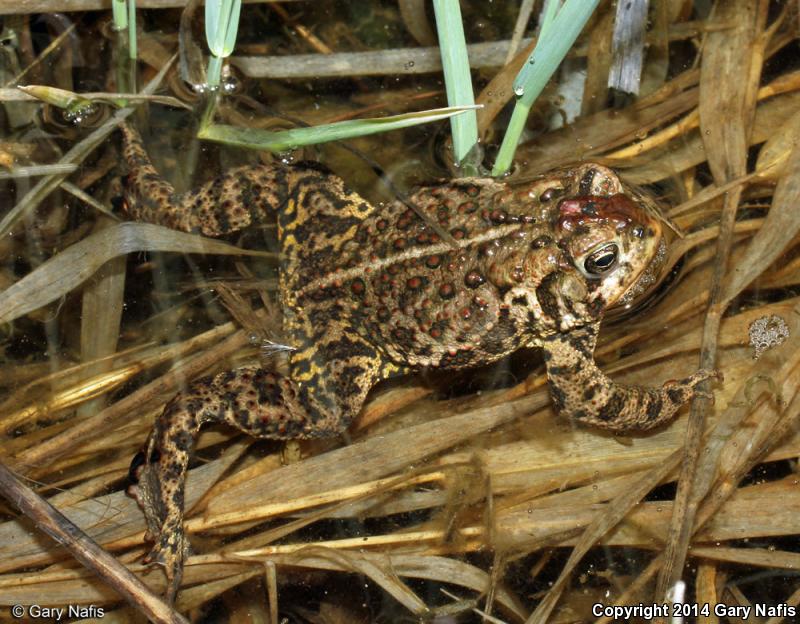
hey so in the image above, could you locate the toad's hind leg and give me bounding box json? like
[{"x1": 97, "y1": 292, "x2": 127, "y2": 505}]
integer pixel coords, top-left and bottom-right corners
[
  {"x1": 129, "y1": 367, "x2": 312, "y2": 601},
  {"x1": 119, "y1": 123, "x2": 295, "y2": 237},
  {"x1": 128, "y1": 331, "x2": 383, "y2": 601},
  {"x1": 119, "y1": 123, "x2": 375, "y2": 241},
  {"x1": 542, "y1": 323, "x2": 717, "y2": 431}
]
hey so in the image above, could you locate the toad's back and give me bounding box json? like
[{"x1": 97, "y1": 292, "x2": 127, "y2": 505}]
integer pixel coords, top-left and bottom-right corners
[{"x1": 287, "y1": 174, "x2": 570, "y2": 371}]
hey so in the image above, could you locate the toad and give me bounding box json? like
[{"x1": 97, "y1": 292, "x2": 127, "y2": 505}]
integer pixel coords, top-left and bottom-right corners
[{"x1": 121, "y1": 124, "x2": 715, "y2": 599}]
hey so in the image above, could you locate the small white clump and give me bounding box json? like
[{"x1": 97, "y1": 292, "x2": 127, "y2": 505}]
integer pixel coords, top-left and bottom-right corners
[{"x1": 748, "y1": 315, "x2": 789, "y2": 360}]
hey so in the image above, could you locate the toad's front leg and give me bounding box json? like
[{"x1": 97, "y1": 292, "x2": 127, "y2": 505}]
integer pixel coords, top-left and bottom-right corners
[
  {"x1": 542, "y1": 323, "x2": 718, "y2": 431},
  {"x1": 128, "y1": 359, "x2": 376, "y2": 601}
]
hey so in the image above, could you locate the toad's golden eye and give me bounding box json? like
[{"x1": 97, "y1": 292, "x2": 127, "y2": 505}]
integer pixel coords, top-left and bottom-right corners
[{"x1": 584, "y1": 243, "x2": 619, "y2": 276}]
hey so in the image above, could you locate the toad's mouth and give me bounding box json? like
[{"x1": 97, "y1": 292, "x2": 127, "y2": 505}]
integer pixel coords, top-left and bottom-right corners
[{"x1": 616, "y1": 236, "x2": 669, "y2": 310}]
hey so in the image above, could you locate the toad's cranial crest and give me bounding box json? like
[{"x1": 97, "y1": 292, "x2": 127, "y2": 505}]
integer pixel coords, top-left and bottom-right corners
[{"x1": 120, "y1": 124, "x2": 716, "y2": 601}]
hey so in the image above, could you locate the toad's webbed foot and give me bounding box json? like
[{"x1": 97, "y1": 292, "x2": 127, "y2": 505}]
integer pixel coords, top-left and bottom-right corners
[
  {"x1": 127, "y1": 462, "x2": 189, "y2": 602},
  {"x1": 542, "y1": 323, "x2": 720, "y2": 431}
]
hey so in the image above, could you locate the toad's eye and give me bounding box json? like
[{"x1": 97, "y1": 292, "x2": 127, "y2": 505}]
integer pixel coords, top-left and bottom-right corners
[{"x1": 584, "y1": 243, "x2": 619, "y2": 276}]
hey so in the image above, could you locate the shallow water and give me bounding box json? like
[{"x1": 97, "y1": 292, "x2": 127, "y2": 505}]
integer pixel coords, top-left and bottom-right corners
[{"x1": 0, "y1": 1, "x2": 799, "y2": 622}]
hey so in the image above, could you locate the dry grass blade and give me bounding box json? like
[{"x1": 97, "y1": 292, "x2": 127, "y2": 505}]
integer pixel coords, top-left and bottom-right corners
[
  {"x1": 691, "y1": 546, "x2": 800, "y2": 571},
  {"x1": 0, "y1": 163, "x2": 78, "y2": 178},
  {"x1": 620, "y1": 90, "x2": 800, "y2": 185},
  {"x1": 504, "y1": 0, "x2": 535, "y2": 63},
  {"x1": 189, "y1": 471, "x2": 446, "y2": 533},
  {"x1": 178, "y1": 0, "x2": 206, "y2": 89},
  {"x1": 657, "y1": 0, "x2": 768, "y2": 599},
  {"x1": 0, "y1": 320, "x2": 239, "y2": 432},
  {"x1": 232, "y1": 38, "x2": 533, "y2": 79},
  {"x1": 581, "y1": 5, "x2": 614, "y2": 117},
  {"x1": 698, "y1": 5, "x2": 763, "y2": 183},
  {"x1": 12, "y1": 86, "x2": 191, "y2": 110},
  {"x1": 754, "y1": 108, "x2": 800, "y2": 180},
  {"x1": 695, "y1": 562, "x2": 718, "y2": 623},
  {"x1": 721, "y1": 138, "x2": 800, "y2": 303},
  {"x1": 1, "y1": 363, "x2": 139, "y2": 432},
  {"x1": 604, "y1": 70, "x2": 800, "y2": 165},
  {"x1": 3, "y1": 20, "x2": 77, "y2": 86},
  {"x1": 693, "y1": 352, "x2": 800, "y2": 536},
  {"x1": 78, "y1": 219, "x2": 126, "y2": 420},
  {"x1": 60, "y1": 181, "x2": 121, "y2": 219},
  {"x1": 607, "y1": 0, "x2": 649, "y2": 94},
  {"x1": 0, "y1": 222, "x2": 272, "y2": 325}
]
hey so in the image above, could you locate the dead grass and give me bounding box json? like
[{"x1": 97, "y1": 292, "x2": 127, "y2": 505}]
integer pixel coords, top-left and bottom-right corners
[{"x1": 1, "y1": 1, "x2": 799, "y2": 622}]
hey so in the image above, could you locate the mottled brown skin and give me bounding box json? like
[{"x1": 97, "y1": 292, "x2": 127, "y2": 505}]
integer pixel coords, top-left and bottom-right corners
[{"x1": 121, "y1": 124, "x2": 715, "y2": 600}]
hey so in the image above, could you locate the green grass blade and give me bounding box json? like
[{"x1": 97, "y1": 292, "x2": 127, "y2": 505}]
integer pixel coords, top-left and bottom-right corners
[
  {"x1": 17, "y1": 85, "x2": 190, "y2": 111},
  {"x1": 221, "y1": 0, "x2": 242, "y2": 56},
  {"x1": 205, "y1": 0, "x2": 241, "y2": 87},
  {"x1": 206, "y1": 0, "x2": 241, "y2": 55},
  {"x1": 492, "y1": 0, "x2": 600, "y2": 176},
  {"x1": 127, "y1": 0, "x2": 137, "y2": 59},
  {"x1": 111, "y1": 0, "x2": 127, "y2": 30},
  {"x1": 198, "y1": 105, "x2": 480, "y2": 152},
  {"x1": 207, "y1": 55, "x2": 224, "y2": 87},
  {"x1": 432, "y1": 0, "x2": 479, "y2": 175},
  {"x1": 539, "y1": 0, "x2": 559, "y2": 35},
  {"x1": 512, "y1": 0, "x2": 599, "y2": 106},
  {"x1": 17, "y1": 85, "x2": 93, "y2": 113},
  {"x1": 205, "y1": 0, "x2": 222, "y2": 53}
]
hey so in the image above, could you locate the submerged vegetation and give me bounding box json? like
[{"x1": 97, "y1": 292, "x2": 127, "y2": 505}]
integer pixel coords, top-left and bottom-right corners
[{"x1": 0, "y1": 1, "x2": 799, "y2": 622}]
